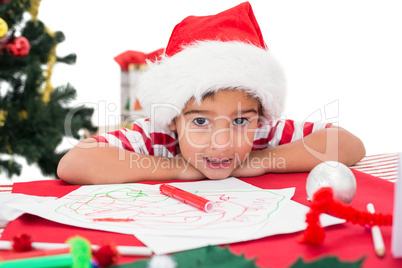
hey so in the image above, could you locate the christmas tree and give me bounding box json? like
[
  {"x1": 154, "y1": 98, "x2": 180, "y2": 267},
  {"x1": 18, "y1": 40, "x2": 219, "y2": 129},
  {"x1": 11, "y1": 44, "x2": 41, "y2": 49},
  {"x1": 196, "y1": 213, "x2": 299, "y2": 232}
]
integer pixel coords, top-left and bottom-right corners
[{"x1": 0, "y1": 0, "x2": 97, "y2": 179}]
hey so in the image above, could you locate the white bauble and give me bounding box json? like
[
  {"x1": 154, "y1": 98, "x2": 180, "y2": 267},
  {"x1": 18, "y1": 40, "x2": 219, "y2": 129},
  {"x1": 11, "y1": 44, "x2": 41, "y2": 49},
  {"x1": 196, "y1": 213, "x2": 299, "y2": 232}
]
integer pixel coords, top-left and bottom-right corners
[{"x1": 306, "y1": 161, "x2": 356, "y2": 203}]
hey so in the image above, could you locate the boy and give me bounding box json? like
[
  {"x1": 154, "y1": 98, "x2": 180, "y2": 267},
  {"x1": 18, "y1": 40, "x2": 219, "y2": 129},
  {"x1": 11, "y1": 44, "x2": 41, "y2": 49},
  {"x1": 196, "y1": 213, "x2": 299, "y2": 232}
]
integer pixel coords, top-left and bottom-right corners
[{"x1": 57, "y1": 2, "x2": 365, "y2": 185}]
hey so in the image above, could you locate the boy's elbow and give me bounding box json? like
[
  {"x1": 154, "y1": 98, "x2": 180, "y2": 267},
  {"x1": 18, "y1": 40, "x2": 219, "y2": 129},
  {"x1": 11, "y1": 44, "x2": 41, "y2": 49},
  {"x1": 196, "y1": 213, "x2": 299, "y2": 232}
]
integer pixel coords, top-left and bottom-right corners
[
  {"x1": 57, "y1": 153, "x2": 91, "y2": 185},
  {"x1": 355, "y1": 138, "x2": 366, "y2": 162},
  {"x1": 337, "y1": 127, "x2": 366, "y2": 166},
  {"x1": 57, "y1": 138, "x2": 99, "y2": 185},
  {"x1": 57, "y1": 155, "x2": 79, "y2": 184},
  {"x1": 345, "y1": 138, "x2": 365, "y2": 166},
  {"x1": 57, "y1": 164, "x2": 69, "y2": 183}
]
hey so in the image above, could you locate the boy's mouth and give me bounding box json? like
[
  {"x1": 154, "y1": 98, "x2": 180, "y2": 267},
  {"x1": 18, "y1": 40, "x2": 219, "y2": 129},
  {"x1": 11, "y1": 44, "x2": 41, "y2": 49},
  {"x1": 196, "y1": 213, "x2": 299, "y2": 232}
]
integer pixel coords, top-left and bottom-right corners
[{"x1": 204, "y1": 157, "x2": 232, "y2": 169}]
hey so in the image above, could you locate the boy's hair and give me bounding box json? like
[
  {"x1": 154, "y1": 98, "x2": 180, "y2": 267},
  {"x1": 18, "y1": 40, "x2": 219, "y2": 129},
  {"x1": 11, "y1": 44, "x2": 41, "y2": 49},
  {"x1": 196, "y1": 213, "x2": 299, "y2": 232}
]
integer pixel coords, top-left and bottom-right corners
[
  {"x1": 137, "y1": 2, "x2": 286, "y2": 131},
  {"x1": 201, "y1": 89, "x2": 264, "y2": 118}
]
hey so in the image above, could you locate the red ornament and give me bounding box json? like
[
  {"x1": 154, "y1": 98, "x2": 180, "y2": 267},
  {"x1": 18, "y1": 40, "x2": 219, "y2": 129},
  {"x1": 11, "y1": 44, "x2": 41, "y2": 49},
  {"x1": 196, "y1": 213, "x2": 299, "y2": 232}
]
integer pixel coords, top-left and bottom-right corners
[
  {"x1": 92, "y1": 241, "x2": 120, "y2": 267},
  {"x1": 7, "y1": 37, "x2": 30, "y2": 57},
  {"x1": 12, "y1": 234, "x2": 32, "y2": 252}
]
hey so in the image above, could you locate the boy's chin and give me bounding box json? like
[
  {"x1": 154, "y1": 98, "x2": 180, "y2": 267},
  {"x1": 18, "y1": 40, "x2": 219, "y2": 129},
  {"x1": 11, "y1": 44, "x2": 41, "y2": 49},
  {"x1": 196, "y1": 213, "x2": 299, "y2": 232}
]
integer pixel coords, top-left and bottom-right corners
[{"x1": 203, "y1": 171, "x2": 233, "y2": 180}]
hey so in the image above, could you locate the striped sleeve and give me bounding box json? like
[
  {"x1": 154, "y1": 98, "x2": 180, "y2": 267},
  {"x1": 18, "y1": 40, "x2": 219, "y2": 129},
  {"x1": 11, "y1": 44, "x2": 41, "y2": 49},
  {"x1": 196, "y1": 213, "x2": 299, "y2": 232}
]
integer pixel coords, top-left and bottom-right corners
[
  {"x1": 252, "y1": 120, "x2": 332, "y2": 150},
  {"x1": 91, "y1": 118, "x2": 178, "y2": 157}
]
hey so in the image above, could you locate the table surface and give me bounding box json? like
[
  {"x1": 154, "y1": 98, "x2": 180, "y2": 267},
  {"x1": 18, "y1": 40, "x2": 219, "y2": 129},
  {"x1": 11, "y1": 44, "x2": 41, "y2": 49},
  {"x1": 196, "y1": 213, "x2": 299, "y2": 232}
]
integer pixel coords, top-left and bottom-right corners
[{"x1": 0, "y1": 153, "x2": 400, "y2": 267}]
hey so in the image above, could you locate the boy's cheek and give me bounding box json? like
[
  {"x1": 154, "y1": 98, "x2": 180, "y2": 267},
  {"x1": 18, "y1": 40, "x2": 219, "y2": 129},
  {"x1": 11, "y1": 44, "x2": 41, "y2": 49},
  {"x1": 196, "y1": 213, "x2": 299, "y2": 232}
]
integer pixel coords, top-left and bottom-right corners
[
  {"x1": 234, "y1": 153, "x2": 248, "y2": 166},
  {"x1": 184, "y1": 132, "x2": 211, "y2": 149},
  {"x1": 245, "y1": 128, "x2": 258, "y2": 147},
  {"x1": 191, "y1": 153, "x2": 205, "y2": 168}
]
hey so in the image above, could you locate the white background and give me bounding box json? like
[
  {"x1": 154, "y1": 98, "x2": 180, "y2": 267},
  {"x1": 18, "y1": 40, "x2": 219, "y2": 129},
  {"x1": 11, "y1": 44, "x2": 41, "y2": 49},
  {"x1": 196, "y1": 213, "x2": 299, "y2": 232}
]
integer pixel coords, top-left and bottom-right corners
[{"x1": 2, "y1": 0, "x2": 402, "y2": 183}]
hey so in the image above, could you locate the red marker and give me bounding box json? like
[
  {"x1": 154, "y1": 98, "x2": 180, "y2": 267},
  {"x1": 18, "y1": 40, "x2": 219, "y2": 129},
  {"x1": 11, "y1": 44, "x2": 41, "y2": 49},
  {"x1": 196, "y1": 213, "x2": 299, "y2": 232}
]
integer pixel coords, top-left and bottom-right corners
[{"x1": 159, "y1": 184, "x2": 215, "y2": 213}]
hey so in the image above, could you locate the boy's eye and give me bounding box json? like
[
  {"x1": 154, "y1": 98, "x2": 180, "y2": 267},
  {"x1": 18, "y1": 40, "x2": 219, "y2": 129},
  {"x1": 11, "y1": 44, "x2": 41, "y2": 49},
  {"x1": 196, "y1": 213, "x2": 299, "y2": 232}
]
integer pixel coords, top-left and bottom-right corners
[
  {"x1": 233, "y1": 117, "x2": 249, "y2": 126},
  {"x1": 193, "y1": 117, "x2": 210, "y2": 126}
]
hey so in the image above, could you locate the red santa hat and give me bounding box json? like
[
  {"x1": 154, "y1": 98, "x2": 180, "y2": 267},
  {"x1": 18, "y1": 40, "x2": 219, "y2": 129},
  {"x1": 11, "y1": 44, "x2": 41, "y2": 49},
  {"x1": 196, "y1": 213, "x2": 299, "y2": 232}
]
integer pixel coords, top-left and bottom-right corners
[{"x1": 137, "y1": 2, "x2": 286, "y2": 131}]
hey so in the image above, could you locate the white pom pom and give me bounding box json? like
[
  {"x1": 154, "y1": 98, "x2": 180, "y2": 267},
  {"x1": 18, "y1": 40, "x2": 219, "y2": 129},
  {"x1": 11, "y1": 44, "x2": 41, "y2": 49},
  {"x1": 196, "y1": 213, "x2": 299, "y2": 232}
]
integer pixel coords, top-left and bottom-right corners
[{"x1": 147, "y1": 255, "x2": 177, "y2": 268}]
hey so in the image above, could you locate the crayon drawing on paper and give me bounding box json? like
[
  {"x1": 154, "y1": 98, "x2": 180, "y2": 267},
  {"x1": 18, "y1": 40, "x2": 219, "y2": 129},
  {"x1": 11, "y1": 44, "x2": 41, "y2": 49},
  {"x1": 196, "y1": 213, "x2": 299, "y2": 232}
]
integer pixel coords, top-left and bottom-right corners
[
  {"x1": 9, "y1": 182, "x2": 294, "y2": 239},
  {"x1": 53, "y1": 184, "x2": 290, "y2": 238}
]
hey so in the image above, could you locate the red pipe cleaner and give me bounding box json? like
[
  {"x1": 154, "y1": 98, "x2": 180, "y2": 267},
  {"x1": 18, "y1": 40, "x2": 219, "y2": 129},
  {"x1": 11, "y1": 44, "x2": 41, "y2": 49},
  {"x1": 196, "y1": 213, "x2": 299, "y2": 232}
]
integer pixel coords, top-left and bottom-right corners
[
  {"x1": 92, "y1": 241, "x2": 120, "y2": 268},
  {"x1": 12, "y1": 234, "x2": 32, "y2": 252},
  {"x1": 11, "y1": 234, "x2": 119, "y2": 267},
  {"x1": 299, "y1": 187, "x2": 393, "y2": 245}
]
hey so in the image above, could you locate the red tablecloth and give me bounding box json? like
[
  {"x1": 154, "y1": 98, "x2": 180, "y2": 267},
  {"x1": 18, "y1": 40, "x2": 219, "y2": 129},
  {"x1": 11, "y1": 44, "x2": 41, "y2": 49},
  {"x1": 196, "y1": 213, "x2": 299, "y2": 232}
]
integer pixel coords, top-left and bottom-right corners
[{"x1": 1, "y1": 170, "x2": 401, "y2": 267}]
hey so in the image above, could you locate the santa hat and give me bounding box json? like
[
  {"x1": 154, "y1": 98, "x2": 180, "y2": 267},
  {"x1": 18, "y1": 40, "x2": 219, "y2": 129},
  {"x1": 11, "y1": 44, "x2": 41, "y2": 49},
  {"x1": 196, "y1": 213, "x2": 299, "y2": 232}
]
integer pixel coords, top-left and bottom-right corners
[{"x1": 137, "y1": 2, "x2": 286, "y2": 131}]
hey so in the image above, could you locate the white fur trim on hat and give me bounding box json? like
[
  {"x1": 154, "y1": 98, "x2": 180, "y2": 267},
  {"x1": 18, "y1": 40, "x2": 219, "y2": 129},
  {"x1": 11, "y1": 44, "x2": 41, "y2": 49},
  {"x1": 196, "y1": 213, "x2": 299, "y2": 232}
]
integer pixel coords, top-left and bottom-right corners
[{"x1": 137, "y1": 41, "x2": 286, "y2": 131}]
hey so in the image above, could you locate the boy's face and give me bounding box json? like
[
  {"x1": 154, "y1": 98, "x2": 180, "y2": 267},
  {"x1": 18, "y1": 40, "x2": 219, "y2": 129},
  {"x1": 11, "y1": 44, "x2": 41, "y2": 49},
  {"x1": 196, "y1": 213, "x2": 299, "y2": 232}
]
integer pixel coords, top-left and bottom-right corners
[{"x1": 170, "y1": 90, "x2": 260, "y2": 180}]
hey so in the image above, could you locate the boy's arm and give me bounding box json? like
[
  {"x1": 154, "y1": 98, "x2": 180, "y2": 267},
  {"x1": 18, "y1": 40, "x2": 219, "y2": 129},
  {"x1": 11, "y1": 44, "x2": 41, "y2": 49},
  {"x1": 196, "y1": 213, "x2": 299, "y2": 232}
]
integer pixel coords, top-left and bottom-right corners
[
  {"x1": 57, "y1": 138, "x2": 205, "y2": 185},
  {"x1": 232, "y1": 126, "x2": 365, "y2": 177}
]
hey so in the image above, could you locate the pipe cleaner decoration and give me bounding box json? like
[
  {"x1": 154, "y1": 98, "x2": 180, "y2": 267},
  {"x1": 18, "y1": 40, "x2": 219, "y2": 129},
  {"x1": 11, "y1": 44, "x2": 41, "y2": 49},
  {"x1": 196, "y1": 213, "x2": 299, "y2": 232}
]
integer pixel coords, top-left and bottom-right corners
[
  {"x1": 10, "y1": 234, "x2": 119, "y2": 267},
  {"x1": 92, "y1": 241, "x2": 120, "y2": 268},
  {"x1": 299, "y1": 187, "x2": 393, "y2": 245},
  {"x1": 12, "y1": 233, "x2": 32, "y2": 252}
]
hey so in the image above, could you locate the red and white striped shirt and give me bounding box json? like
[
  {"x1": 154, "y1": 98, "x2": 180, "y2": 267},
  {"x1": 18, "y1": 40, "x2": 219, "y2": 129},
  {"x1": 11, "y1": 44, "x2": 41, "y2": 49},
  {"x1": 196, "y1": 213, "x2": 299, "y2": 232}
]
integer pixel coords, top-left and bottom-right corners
[{"x1": 92, "y1": 118, "x2": 332, "y2": 157}]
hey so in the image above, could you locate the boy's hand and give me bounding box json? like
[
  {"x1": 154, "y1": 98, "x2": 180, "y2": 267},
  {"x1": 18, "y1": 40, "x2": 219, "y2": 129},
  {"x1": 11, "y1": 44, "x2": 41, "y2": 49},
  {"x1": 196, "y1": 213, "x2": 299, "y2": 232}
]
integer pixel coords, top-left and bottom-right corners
[
  {"x1": 230, "y1": 151, "x2": 268, "y2": 178},
  {"x1": 173, "y1": 154, "x2": 206, "y2": 181}
]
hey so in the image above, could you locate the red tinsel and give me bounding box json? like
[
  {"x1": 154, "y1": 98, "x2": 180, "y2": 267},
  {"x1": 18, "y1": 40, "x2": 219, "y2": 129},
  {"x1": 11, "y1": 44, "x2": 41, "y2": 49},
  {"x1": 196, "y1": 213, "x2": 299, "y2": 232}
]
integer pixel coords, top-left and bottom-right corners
[
  {"x1": 299, "y1": 187, "x2": 393, "y2": 245},
  {"x1": 92, "y1": 241, "x2": 120, "y2": 268},
  {"x1": 12, "y1": 234, "x2": 32, "y2": 252}
]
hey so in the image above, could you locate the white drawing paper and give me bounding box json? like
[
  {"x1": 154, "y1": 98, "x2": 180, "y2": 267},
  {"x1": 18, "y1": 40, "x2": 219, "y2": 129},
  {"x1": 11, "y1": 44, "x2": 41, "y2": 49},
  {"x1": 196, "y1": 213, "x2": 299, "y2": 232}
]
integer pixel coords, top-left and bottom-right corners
[{"x1": 9, "y1": 178, "x2": 344, "y2": 254}]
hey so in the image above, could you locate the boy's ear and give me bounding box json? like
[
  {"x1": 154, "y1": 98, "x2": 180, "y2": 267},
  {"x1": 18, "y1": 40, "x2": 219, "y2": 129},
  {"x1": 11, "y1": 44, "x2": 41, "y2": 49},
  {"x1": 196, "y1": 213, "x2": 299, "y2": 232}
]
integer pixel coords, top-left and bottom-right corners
[{"x1": 168, "y1": 120, "x2": 177, "y2": 131}]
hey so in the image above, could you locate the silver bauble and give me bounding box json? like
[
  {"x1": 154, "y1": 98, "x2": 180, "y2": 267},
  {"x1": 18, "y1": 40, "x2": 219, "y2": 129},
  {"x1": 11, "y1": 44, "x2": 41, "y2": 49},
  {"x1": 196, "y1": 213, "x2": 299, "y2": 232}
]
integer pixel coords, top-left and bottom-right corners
[{"x1": 306, "y1": 161, "x2": 356, "y2": 203}]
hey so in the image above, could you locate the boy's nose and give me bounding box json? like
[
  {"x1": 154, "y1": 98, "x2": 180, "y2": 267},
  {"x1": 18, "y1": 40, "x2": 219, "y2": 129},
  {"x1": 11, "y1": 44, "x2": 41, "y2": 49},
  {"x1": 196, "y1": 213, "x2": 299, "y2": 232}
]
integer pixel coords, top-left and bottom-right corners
[{"x1": 210, "y1": 127, "x2": 233, "y2": 150}]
